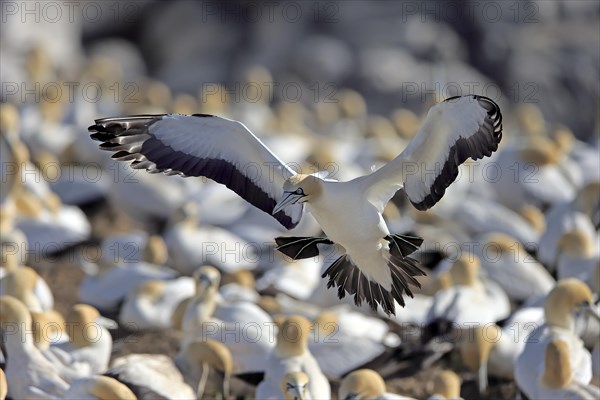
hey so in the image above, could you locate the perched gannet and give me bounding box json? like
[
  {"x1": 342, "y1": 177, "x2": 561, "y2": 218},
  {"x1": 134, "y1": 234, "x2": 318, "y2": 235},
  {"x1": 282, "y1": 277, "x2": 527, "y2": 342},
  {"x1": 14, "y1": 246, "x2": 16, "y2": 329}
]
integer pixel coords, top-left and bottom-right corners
[
  {"x1": 98, "y1": 231, "x2": 169, "y2": 266},
  {"x1": 256, "y1": 315, "x2": 331, "y2": 399},
  {"x1": 0, "y1": 265, "x2": 54, "y2": 312},
  {"x1": 90, "y1": 95, "x2": 502, "y2": 314},
  {"x1": 30, "y1": 309, "x2": 68, "y2": 348},
  {"x1": 551, "y1": 126, "x2": 600, "y2": 184},
  {"x1": 181, "y1": 266, "x2": 275, "y2": 373},
  {"x1": 174, "y1": 339, "x2": 232, "y2": 399},
  {"x1": 452, "y1": 196, "x2": 544, "y2": 247},
  {"x1": 338, "y1": 368, "x2": 415, "y2": 400},
  {"x1": 257, "y1": 256, "x2": 324, "y2": 300},
  {"x1": 164, "y1": 201, "x2": 259, "y2": 274},
  {"x1": 78, "y1": 242, "x2": 178, "y2": 312},
  {"x1": 308, "y1": 305, "x2": 401, "y2": 377},
  {"x1": 119, "y1": 276, "x2": 195, "y2": 330},
  {"x1": 0, "y1": 295, "x2": 73, "y2": 398},
  {"x1": 0, "y1": 205, "x2": 28, "y2": 269},
  {"x1": 428, "y1": 370, "x2": 463, "y2": 400},
  {"x1": 515, "y1": 279, "x2": 600, "y2": 399},
  {"x1": 425, "y1": 254, "x2": 510, "y2": 325},
  {"x1": 281, "y1": 372, "x2": 311, "y2": 400},
  {"x1": 474, "y1": 233, "x2": 555, "y2": 302},
  {"x1": 107, "y1": 353, "x2": 195, "y2": 399},
  {"x1": 556, "y1": 230, "x2": 599, "y2": 283},
  {"x1": 459, "y1": 324, "x2": 522, "y2": 394},
  {"x1": 219, "y1": 269, "x2": 260, "y2": 303},
  {"x1": 493, "y1": 136, "x2": 578, "y2": 210},
  {"x1": 538, "y1": 181, "x2": 600, "y2": 267},
  {"x1": 53, "y1": 304, "x2": 116, "y2": 375},
  {"x1": 63, "y1": 376, "x2": 137, "y2": 399}
]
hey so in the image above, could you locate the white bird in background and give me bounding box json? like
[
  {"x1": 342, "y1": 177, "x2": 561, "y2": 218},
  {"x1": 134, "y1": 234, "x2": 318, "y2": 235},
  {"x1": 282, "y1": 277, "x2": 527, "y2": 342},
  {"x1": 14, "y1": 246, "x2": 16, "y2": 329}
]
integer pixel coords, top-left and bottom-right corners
[
  {"x1": 90, "y1": 95, "x2": 502, "y2": 315},
  {"x1": 515, "y1": 279, "x2": 600, "y2": 399},
  {"x1": 338, "y1": 368, "x2": 415, "y2": 399},
  {"x1": 256, "y1": 315, "x2": 331, "y2": 399}
]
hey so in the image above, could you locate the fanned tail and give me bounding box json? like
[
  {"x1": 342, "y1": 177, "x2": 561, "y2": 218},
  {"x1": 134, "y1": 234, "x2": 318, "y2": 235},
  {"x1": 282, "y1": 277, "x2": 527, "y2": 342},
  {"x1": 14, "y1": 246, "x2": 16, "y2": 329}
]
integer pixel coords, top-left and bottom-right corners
[{"x1": 321, "y1": 235, "x2": 426, "y2": 316}]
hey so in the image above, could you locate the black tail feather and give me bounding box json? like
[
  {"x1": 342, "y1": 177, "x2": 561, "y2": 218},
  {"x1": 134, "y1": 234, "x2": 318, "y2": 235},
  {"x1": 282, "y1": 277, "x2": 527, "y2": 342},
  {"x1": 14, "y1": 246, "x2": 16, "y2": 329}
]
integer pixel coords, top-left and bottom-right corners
[
  {"x1": 274, "y1": 236, "x2": 334, "y2": 260},
  {"x1": 321, "y1": 243, "x2": 426, "y2": 316}
]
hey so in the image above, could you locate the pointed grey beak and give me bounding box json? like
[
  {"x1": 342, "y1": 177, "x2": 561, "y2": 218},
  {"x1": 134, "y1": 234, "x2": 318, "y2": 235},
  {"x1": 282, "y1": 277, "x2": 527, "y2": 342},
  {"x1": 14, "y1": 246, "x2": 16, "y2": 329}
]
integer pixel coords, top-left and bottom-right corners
[
  {"x1": 96, "y1": 315, "x2": 119, "y2": 329},
  {"x1": 293, "y1": 387, "x2": 305, "y2": 400},
  {"x1": 581, "y1": 302, "x2": 600, "y2": 323},
  {"x1": 273, "y1": 192, "x2": 302, "y2": 215}
]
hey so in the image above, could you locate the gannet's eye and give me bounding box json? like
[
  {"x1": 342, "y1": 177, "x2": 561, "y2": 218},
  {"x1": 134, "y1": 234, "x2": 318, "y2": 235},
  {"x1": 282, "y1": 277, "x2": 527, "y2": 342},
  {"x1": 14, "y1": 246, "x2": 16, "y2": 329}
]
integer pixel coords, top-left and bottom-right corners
[
  {"x1": 286, "y1": 383, "x2": 294, "y2": 391},
  {"x1": 295, "y1": 188, "x2": 304, "y2": 195}
]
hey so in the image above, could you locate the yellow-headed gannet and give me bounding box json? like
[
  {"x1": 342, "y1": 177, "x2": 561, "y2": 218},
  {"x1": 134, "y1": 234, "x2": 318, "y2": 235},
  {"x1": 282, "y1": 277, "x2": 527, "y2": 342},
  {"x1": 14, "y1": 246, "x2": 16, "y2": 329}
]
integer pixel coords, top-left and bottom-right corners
[
  {"x1": 256, "y1": 315, "x2": 330, "y2": 399},
  {"x1": 339, "y1": 368, "x2": 416, "y2": 399},
  {"x1": 63, "y1": 375, "x2": 137, "y2": 399},
  {"x1": 90, "y1": 95, "x2": 502, "y2": 315},
  {"x1": 515, "y1": 279, "x2": 600, "y2": 399}
]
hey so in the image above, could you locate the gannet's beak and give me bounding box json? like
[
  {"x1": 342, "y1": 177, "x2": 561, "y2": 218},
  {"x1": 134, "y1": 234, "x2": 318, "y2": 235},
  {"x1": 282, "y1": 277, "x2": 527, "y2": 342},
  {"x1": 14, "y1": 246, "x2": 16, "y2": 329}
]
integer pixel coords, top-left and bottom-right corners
[
  {"x1": 581, "y1": 302, "x2": 600, "y2": 323},
  {"x1": 198, "y1": 275, "x2": 215, "y2": 291},
  {"x1": 293, "y1": 387, "x2": 305, "y2": 400},
  {"x1": 96, "y1": 315, "x2": 119, "y2": 329},
  {"x1": 273, "y1": 192, "x2": 303, "y2": 215}
]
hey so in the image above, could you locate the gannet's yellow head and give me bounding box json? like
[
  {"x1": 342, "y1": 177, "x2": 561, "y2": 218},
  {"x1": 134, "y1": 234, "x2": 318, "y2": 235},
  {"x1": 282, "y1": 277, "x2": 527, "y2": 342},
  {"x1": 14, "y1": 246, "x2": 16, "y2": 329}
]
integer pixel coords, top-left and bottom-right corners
[
  {"x1": 193, "y1": 265, "x2": 221, "y2": 295},
  {"x1": 544, "y1": 279, "x2": 599, "y2": 330},
  {"x1": 88, "y1": 375, "x2": 138, "y2": 400},
  {"x1": 275, "y1": 315, "x2": 311, "y2": 357},
  {"x1": 273, "y1": 174, "x2": 323, "y2": 214},
  {"x1": 338, "y1": 369, "x2": 386, "y2": 400},
  {"x1": 186, "y1": 338, "x2": 232, "y2": 375},
  {"x1": 430, "y1": 370, "x2": 462, "y2": 399},
  {"x1": 281, "y1": 371, "x2": 310, "y2": 400}
]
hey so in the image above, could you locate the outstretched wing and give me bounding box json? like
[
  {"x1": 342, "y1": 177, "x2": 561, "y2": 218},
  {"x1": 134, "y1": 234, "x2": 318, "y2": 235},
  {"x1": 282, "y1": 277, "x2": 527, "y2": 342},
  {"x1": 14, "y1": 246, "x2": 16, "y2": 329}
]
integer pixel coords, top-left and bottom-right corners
[
  {"x1": 364, "y1": 95, "x2": 502, "y2": 212},
  {"x1": 89, "y1": 114, "x2": 303, "y2": 229}
]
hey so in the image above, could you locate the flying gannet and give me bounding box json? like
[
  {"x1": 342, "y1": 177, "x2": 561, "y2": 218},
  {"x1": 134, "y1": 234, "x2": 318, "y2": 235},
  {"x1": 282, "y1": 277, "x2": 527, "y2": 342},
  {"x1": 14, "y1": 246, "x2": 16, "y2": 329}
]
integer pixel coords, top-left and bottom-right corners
[{"x1": 89, "y1": 95, "x2": 502, "y2": 315}]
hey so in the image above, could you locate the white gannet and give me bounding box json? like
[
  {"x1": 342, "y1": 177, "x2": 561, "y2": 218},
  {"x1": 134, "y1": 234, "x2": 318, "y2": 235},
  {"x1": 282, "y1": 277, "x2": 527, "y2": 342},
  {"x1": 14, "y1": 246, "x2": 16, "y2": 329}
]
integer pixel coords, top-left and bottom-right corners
[
  {"x1": 425, "y1": 254, "x2": 510, "y2": 326},
  {"x1": 256, "y1": 256, "x2": 324, "y2": 300},
  {"x1": 515, "y1": 279, "x2": 600, "y2": 399},
  {"x1": 459, "y1": 324, "x2": 523, "y2": 395},
  {"x1": 338, "y1": 368, "x2": 416, "y2": 399},
  {"x1": 427, "y1": 370, "x2": 463, "y2": 400},
  {"x1": 63, "y1": 375, "x2": 137, "y2": 399},
  {"x1": 0, "y1": 265, "x2": 54, "y2": 312},
  {"x1": 181, "y1": 266, "x2": 275, "y2": 374},
  {"x1": 78, "y1": 237, "x2": 177, "y2": 312},
  {"x1": 30, "y1": 309, "x2": 69, "y2": 348},
  {"x1": 219, "y1": 269, "x2": 260, "y2": 303},
  {"x1": 90, "y1": 95, "x2": 502, "y2": 315},
  {"x1": 52, "y1": 304, "x2": 116, "y2": 375},
  {"x1": 492, "y1": 136, "x2": 579, "y2": 211},
  {"x1": 308, "y1": 306, "x2": 399, "y2": 377},
  {"x1": 537, "y1": 181, "x2": 599, "y2": 268},
  {"x1": 0, "y1": 295, "x2": 70, "y2": 398},
  {"x1": 163, "y1": 201, "x2": 259, "y2": 275},
  {"x1": 107, "y1": 353, "x2": 195, "y2": 399},
  {"x1": 118, "y1": 277, "x2": 195, "y2": 331},
  {"x1": 173, "y1": 338, "x2": 232, "y2": 399},
  {"x1": 556, "y1": 230, "x2": 599, "y2": 283},
  {"x1": 256, "y1": 315, "x2": 331, "y2": 399},
  {"x1": 474, "y1": 233, "x2": 555, "y2": 302}
]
